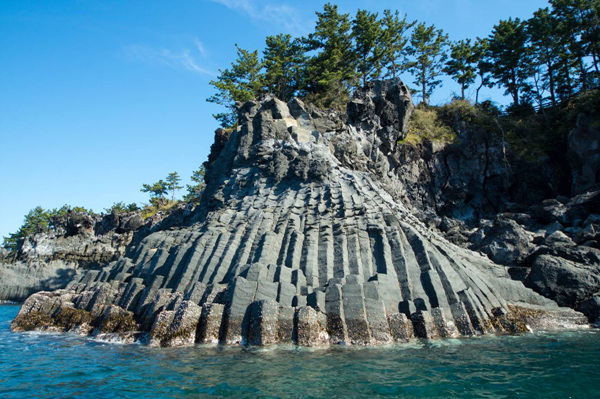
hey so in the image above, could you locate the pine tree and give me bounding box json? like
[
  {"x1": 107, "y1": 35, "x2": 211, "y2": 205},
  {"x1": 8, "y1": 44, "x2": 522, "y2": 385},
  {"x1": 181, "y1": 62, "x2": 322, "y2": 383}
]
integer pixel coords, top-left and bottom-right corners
[
  {"x1": 166, "y1": 172, "x2": 183, "y2": 202},
  {"x1": 406, "y1": 23, "x2": 449, "y2": 105},
  {"x1": 207, "y1": 44, "x2": 264, "y2": 127},
  {"x1": 380, "y1": 10, "x2": 415, "y2": 79},
  {"x1": 352, "y1": 9, "x2": 384, "y2": 87},
  {"x1": 303, "y1": 3, "x2": 356, "y2": 109},
  {"x1": 184, "y1": 165, "x2": 206, "y2": 203},
  {"x1": 443, "y1": 39, "x2": 482, "y2": 100},
  {"x1": 141, "y1": 180, "x2": 169, "y2": 206},
  {"x1": 105, "y1": 202, "x2": 140, "y2": 214},
  {"x1": 527, "y1": 7, "x2": 562, "y2": 106},
  {"x1": 550, "y1": 0, "x2": 599, "y2": 90},
  {"x1": 473, "y1": 38, "x2": 493, "y2": 104},
  {"x1": 486, "y1": 18, "x2": 532, "y2": 107},
  {"x1": 263, "y1": 34, "x2": 306, "y2": 101},
  {"x1": 579, "y1": 0, "x2": 600, "y2": 75},
  {"x1": 3, "y1": 207, "x2": 51, "y2": 253}
]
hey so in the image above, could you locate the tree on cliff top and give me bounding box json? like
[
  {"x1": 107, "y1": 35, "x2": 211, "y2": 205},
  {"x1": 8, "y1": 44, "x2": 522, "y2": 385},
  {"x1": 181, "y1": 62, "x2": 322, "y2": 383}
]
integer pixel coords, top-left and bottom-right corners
[
  {"x1": 207, "y1": 44, "x2": 264, "y2": 127},
  {"x1": 443, "y1": 39, "x2": 483, "y2": 100},
  {"x1": 141, "y1": 179, "x2": 169, "y2": 207},
  {"x1": 263, "y1": 34, "x2": 306, "y2": 102},
  {"x1": 352, "y1": 9, "x2": 385, "y2": 88},
  {"x1": 550, "y1": 0, "x2": 599, "y2": 91},
  {"x1": 486, "y1": 18, "x2": 532, "y2": 107},
  {"x1": 303, "y1": 3, "x2": 356, "y2": 109},
  {"x1": 406, "y1": 22, "x2": 449, "y2": 105},
  {"x1": 184, "y1": 165, "x2": 206, "y2": 203},
  {"x1": 527, "y1": 7, "x2": 562, "y2": 106},
  {"x1": 105, "y1": 202, "x2": 140, "y2": 214},
  {"x1": 3, "y1": 207, "x2": 52, "y2": 254},
  {"x1": 380, "y1": 10, "x2": 415, "y2": 79},
  {"x1": 2, "y1": 205, "x2": 95, "y2": 255},
  {"x1": 166, "y1": 172, "x2": 183, "y2": 202}
]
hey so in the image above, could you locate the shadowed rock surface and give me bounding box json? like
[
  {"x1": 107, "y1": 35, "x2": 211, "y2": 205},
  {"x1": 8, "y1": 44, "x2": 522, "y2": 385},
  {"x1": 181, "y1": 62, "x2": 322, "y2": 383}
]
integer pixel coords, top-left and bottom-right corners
[{"x1": 11, "y1": 80, "x2": 588, "y2": 346}]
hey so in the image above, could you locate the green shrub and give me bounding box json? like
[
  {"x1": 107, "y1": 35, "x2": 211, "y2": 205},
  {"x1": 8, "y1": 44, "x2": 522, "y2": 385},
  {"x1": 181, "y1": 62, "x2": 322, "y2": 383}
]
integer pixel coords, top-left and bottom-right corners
[
  {"x1": 105, "y1": 202, "x2": 140, "y2": 214},
  {"x1": 400, "y1": 104, "x2": 456, "y2": 146},
  {"x1": 140, "y1": 200, "x2": 180, "y2": 220}
]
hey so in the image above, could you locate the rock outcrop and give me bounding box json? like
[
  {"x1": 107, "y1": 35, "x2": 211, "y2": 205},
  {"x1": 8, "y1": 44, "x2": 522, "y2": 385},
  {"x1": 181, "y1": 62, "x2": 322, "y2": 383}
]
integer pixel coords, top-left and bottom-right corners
[
  {"x1": 568, "y1": 113, "x2": 600, "y2": 195},
  {"x1": 367, "y1": 97, "x2": 600, "y2": 325},
  {"x1": 11, "y1": 80, "x2": 588, "y2": 345},
  {"x1": 0, "y1": 206, "x2": 192, "y2": 302}
]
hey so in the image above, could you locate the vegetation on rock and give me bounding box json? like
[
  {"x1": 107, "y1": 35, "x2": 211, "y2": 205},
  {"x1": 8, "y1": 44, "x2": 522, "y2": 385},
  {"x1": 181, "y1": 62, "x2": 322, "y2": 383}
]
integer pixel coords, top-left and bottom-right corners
[
  {"x1": 2, "y1": 205, "x2": 95, "y2": 255},
  {"x1": 206, "y1": 1, "x2": 599, "y2": 125}
]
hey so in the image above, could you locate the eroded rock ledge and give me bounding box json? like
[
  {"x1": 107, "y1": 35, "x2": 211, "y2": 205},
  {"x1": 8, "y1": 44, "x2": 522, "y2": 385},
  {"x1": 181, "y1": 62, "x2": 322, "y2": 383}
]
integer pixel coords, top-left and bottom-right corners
[
  {"x1": 0, "y1": 204, "x2": 192, "y2": 302},
  {"x1": 11, "y1": 80, "x2": 588, "y2": 346}
]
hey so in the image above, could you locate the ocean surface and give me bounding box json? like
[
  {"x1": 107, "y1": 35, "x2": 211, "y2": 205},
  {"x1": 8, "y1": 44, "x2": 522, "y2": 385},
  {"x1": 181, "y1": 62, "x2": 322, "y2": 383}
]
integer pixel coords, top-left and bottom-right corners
[{"x1": 1, "y1": 305, "x2": 599, "y2": 398}]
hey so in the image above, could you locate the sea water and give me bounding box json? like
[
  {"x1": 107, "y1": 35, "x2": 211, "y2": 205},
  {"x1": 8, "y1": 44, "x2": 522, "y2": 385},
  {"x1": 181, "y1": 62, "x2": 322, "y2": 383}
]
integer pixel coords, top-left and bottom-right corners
[{"x1": 1, "y1": 305, "x2": 599, "y2": 398}]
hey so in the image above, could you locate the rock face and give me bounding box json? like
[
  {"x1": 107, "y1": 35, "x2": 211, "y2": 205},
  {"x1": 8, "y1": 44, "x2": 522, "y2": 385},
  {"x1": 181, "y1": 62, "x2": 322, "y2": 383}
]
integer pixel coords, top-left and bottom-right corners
[
  {"x1": 11, "y1": 80, "x2": 588, "y2": 345},
  {"x1": 568, "y1": 113, "x2": 600, "y2": 195},
  {"x1": 366, "y1": 95, "x2": 600, "y2": 325},
  {"x1": 0, "y1": 206, "x2": 191, "y2": 302}
]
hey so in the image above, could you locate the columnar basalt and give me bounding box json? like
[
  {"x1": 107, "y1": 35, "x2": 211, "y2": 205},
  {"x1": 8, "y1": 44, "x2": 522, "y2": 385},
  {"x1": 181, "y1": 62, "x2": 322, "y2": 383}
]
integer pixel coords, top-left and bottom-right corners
[
  {"x1": 11, "y1": 80, "x2": 587, "y2": 346},
  {"x1": 0, "y1": 204, "x2": 190, "y2": 302}
]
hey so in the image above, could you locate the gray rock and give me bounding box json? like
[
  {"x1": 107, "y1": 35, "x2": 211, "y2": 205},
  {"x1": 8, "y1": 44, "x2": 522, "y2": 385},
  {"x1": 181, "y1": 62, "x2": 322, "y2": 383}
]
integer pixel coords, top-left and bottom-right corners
[
  {"x1": 0, "y1": 207, "x2": 170, "y2": 302},
  {"x1": 296, "y1": 306, "x2": 328, "y2": 346},
  {"x1": 197, "y1": 303, "x2": 224, "y2": 344},
  {"x1": 411, "y1": 310, "x2": 439, "y2": 339},
  {"x1": 576, "y1": 296, "x2": 600, "y2": 323},
  {"x1": 277, "y1": 306, "x2": 295, "y2": 342},
  {"x1": 248, "y1": 299, "x2": 279, "y2": 346},
  {"x1": 542, "y1": 231, "x2": 576, "y2": 247},
  {"x1": 388, "y1": 313, "x2": 414, "y2": 341},
  {"x1": 163, "y1": 300, "x2": 202, "y2": 347},
  {"x1": 431, "y1": 307, "x2": 459, "y2": 338},
  {"x1": 526, "y1": 254, "x2": 600, "y2": 307},
  {"x1": 477, "y1": 219, "x2": 533, "y2": 265},
  {"x1": 10, "y1": 79, "x2": 589, "y2": 346},
  {"x1": 534, "y1": 199, "x2": 568, "y2": 225}
]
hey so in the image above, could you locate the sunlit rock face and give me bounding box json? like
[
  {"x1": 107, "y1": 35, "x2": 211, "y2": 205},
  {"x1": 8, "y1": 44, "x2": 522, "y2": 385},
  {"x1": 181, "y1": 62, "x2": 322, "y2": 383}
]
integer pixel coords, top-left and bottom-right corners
[{"x1": 11, "y1": 80, "x2": 587, "y2": 346}]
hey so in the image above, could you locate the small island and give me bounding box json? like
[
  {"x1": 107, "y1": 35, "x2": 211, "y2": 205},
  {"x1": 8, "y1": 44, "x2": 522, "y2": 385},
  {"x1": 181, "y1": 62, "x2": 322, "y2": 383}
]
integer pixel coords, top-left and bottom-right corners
[{"x1": 2, "y1": 2, "x2": 599, "y2": 348}]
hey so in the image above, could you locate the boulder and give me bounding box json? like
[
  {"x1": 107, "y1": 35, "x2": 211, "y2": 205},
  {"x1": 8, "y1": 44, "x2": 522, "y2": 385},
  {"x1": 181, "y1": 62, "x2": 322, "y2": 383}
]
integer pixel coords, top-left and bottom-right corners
[
  {"x1": 477, "y1": 219, "x2": 533, "y2": 265},
  {"x1": 526, "y1": 254, "x2": 600, "y2": 308}
]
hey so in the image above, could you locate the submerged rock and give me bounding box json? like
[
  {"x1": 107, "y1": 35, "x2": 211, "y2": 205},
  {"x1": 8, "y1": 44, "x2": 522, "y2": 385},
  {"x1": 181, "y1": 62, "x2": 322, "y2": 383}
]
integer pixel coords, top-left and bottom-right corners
[{"x1": 11, "y1": 80, "x2": 588, "y2": 345}]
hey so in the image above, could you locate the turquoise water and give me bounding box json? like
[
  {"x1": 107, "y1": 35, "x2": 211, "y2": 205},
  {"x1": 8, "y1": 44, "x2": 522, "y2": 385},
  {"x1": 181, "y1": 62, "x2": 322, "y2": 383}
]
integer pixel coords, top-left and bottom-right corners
[{"x1": 1, "y1": 305, "x2": 599, "y2": 398}]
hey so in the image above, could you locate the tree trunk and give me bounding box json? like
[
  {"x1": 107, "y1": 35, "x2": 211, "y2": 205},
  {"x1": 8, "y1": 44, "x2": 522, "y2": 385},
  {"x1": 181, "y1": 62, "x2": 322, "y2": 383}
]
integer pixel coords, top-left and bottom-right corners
[
  {"x1": 421, "y1": 68, "x2": 427, "y2": 106},
  {"x1": 475, "y1": 75, "x2": 484, "y2": 105},
  {"x1": 548, "y1": 63, "x2": 557, "y2": 107}
]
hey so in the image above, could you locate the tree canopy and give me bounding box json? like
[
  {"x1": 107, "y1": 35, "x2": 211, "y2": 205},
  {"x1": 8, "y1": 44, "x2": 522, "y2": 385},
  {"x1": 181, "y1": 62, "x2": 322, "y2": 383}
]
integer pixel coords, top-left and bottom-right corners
[
  {"x1": 443, "y1": 39, "x2": 484, "y2": 100},
  {"x1": 207, "y1": 44, "x2": 264, "y2": 127},
  {"x1": 184, "y1": 165, "x2": 206, "y2": 203},
  {"x1": 141, "y1": 179, "x2": 169, "y2": 207},
  {"x1": 205, "y1": 1, "x2": 598, "y2": 122},
  {"x1": 406, "y1": 23, "x2": 449, "y2": 106}
]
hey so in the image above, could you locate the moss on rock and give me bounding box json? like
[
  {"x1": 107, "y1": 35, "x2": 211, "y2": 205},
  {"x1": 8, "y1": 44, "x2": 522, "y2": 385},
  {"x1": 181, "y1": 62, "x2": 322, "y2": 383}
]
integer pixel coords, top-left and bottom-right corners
[{"x1": 11, "y1": 311, "x2": 54, "y2": 332}]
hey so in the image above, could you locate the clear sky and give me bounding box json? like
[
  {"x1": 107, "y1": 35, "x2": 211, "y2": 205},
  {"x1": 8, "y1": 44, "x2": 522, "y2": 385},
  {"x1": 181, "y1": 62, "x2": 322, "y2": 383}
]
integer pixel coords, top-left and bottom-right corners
[{"x1": 0, "y1": 0, "x2": 550, "y2": 241}]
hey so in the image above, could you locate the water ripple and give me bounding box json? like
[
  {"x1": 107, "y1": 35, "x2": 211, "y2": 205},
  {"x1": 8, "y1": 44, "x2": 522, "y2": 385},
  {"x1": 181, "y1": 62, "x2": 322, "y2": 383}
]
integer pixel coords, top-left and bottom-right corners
[{"x1": 1, "y1": 305, "x2": 599, "y2": 398}]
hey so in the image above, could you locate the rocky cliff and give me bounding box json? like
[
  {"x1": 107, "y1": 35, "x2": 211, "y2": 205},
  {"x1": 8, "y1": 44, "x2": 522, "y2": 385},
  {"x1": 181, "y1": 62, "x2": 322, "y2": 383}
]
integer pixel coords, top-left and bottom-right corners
[
  {"x1": 382, "y1": 101, "x2": 600, "y2": 324},
  {"x1": 0, "y1": 205, "x2": 193, "y2": 302},
  {"x1": 10, "y1": 80, "x2": 593, "y2": 346}
]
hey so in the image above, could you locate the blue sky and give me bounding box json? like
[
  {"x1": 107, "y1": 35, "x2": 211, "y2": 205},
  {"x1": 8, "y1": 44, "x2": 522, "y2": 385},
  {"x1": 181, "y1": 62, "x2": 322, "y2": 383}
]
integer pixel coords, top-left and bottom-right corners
[{"x1": 1, "y1": 0, "x2": 550, "y2": 240}]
